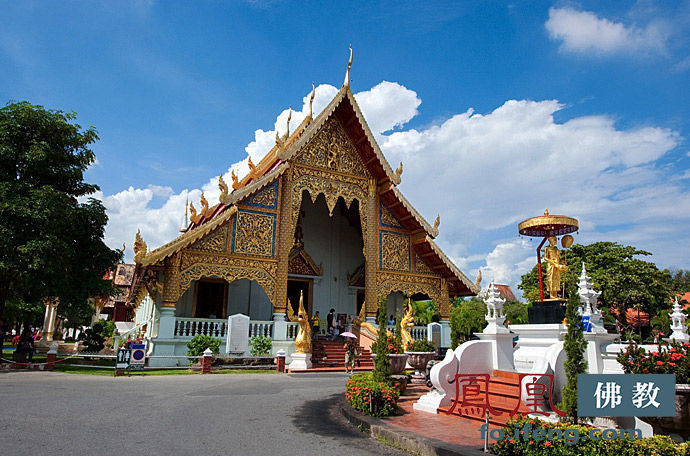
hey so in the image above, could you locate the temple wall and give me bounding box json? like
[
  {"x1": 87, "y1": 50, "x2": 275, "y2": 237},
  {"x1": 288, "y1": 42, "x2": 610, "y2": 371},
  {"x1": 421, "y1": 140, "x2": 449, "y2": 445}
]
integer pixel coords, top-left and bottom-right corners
[
  {"x1": 301, "y1": 194, "x2": 364, "y2": 318},
  {"x1": 227, "y1": 278, "x2": 272, "y2": 321},
  {"x1": 176, "y1": 284, "x2": 195, "y2": 316}
]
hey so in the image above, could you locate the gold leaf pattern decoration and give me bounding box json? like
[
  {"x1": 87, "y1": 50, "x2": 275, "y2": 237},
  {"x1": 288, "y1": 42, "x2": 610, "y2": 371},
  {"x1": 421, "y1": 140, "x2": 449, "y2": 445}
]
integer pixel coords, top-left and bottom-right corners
[
  {"x1": 375, "y1": 271, "x2": 442, "y2": 306},
  {"x1": 189, "y1": 225, "x2": 227, "y2": 253},
  {"x1": 232, "y1": 210, "x2": 275, "y2": 257},
  {"x1": 243, "y1": 181, "x2": 278, "y2": 209},
  {"x1": 295, "y1": 116, "x2": 368, "y2": 177},
  {"x1": 380, "y1": 231, "x2": 411, "y2": 271},
  {"x1": 380, "y1": 202, "x2": 403, "y2": 228},
  {"x1": 414, "y1": 252, "x2": 434, "y2": 275}
]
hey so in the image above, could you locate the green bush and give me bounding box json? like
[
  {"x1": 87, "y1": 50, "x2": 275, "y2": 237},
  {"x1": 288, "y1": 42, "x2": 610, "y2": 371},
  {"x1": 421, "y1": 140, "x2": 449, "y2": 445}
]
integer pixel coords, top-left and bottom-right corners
[
  {"x1": 99, "y1": 319, "x2": 116, "y2": 338},
  {"x1": 372, "y1": 296, "x2": 391, "y2": 383},
  {"x1": 492, "y1": 416, "x2": 689, "y2": 456},
  {"x1": 345, "y1": 372, "x2": 400, "y2": 417},
  {"x1": 82, "y1": 322, "x2": 105, "y2": 352},
  {"x1": 406, "y1": 339, "x2": 435, "y2": 352},
  {"x1": 249, "y1": 336, "x2": 272, "y2": 356},
  {"x1": 617, "y1": 340, "x2": 690, "y2": 383},
  {"x1": 186, "y1": 335, "x2": 221, "y2": 361}
]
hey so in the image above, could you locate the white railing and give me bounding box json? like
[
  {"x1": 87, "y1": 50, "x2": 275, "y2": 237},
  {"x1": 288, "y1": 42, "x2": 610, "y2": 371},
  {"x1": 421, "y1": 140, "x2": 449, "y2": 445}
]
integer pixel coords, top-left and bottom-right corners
[
  {"x1": 286, "y1": 322, "x2": 299, "y2": 340},
  {"x1": 385, "y1": 324, "x2": 428, "y2": 341},
  {"x1": 249, "y1": 321, "x2": 273, "y2": 338},
  {"x1": 174, "y1": 318, "x2": 227, "y2": 338}
]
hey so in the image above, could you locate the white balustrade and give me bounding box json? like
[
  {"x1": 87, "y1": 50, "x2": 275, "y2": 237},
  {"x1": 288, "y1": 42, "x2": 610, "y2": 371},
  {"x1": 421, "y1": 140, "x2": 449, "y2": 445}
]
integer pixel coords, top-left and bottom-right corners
[
  {"x1": 174, "y1": 318, "x2": 227, "y2": 339},
  {"x1": 249, "y1": 321, "x2": 273, "y2": 338},
  {"x1": 410, "y1": 326, "x2": 428, "y2": 341},
  {"x1": 286, "y1": 322, "x2": 299, "y2": 340}
]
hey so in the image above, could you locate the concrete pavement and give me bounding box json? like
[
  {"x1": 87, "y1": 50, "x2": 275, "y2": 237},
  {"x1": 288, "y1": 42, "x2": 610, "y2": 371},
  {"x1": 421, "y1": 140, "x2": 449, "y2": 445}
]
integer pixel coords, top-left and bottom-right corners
[{"x1": 0, "y1": 371, "x2": 405, "y2": 455}]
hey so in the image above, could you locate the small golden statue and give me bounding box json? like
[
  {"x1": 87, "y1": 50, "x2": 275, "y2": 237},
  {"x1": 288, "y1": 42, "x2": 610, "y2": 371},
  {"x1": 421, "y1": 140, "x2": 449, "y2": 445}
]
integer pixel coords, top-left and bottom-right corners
[
  {"x1": 400, "y1": 299, "x2": 415, "y2": 351},
  {"x1": 293, "y1": 291, "x2": 312, "y2": 354},
  {"x1": 544, "y1": 236, "x2": 568, "y2": 299}
]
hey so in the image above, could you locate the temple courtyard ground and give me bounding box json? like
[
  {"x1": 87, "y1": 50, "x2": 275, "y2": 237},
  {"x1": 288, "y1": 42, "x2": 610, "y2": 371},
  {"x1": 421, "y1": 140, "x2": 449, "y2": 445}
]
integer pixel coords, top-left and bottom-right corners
[{"x1": 0, "y1": 371, "x2": 410, "y2": 455}]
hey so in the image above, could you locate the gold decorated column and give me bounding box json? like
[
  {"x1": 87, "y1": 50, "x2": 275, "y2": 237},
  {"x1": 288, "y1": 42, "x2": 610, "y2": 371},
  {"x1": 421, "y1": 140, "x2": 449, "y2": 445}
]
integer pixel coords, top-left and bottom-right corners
[
  {"x1": 274, "y1": 171, "x2": 293, "y2": 316},
  {"x1": 364, "y1": 177, "x2": 379, "y2": 319}
]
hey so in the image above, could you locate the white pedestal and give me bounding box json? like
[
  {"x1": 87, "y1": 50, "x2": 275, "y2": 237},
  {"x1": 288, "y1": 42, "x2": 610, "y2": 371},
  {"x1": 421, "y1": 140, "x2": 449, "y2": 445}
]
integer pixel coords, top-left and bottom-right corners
[
  {"x1": 476, "y1": 332, "x2": 515, "y2": 372},
  {"x1": 413, "y1": 389, "x2": 450, "y2": 413},
  {"x1": 288, "y1": 352, "x2": 312, "y2": 370}
]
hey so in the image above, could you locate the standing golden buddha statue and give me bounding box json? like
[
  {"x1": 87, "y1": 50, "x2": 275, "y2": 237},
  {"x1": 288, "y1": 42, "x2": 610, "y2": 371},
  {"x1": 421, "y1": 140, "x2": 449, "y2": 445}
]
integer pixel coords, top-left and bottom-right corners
[{"x1": 543, "y1": 236, "x2": 568, "y2": 299}]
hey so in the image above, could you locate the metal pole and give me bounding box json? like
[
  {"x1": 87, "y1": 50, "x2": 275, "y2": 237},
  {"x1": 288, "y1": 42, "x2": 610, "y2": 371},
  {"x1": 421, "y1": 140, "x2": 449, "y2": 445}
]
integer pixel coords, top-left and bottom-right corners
[
  {"x1": 536, "y1": 237, "x2": 548, "y2": 301},
  {"x1": 484, "y1": 410, "x2": 490, "y2": 453}
]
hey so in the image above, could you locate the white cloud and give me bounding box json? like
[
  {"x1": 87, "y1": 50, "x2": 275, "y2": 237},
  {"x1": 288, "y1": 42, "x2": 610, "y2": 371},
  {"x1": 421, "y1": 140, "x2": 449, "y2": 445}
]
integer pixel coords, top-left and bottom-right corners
[
  {"x1": 98, "y1": 81, "x2": 686, "y2": 298},
  {"x1": 545, "y1": 7, "x2": 668, "y2": 55}
]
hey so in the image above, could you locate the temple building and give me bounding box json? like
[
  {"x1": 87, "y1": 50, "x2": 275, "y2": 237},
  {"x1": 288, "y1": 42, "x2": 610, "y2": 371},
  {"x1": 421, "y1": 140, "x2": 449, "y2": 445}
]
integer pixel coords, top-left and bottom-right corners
[{"x1": 128, "y1": 61, "x2": 478, "y2": 366}]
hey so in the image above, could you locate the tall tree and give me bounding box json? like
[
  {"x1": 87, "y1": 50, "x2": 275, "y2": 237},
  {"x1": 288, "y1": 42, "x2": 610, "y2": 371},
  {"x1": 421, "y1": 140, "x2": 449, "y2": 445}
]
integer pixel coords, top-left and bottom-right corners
[
  {"x1": 372, "y1": 296, "x2": 391, "y2": 383},
  {"x1": 449, "y1": 297, "x2": 487, "y2": 349},
  {"x1": 0, "y1": 101, "x2": 120, "y2": 321},
  {"x1": 518, "y1": 242, "x2": 671, "y2": 324}
]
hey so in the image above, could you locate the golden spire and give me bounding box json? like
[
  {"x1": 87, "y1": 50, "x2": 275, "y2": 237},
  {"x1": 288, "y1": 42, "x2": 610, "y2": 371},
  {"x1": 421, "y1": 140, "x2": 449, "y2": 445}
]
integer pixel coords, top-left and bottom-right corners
[
  {"x1": 343, "y1": 44, "x2": 353, "y2": 87},
  {"x1": 231, "y1": 169, "x2": 240, "y2": 190},
  {"x1": 544, "y1": 207, "x2": 549, "y2": 216},
  {"x1": 307, "y1": 82, "x2": 315, "y2": 120},
  {"x1": 286, "y1": 106, "x2": 292, "y2": 139}
]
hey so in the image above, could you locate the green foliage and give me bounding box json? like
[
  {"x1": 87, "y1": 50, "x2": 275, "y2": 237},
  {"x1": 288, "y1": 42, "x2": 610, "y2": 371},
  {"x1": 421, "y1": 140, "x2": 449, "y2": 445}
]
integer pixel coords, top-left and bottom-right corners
[
  {"x1": 371, "y1": 333, "x2": 402, "y2": 354},
  {"x1": 503, "y1": 300, "x2": 529, "y2": 325},
  {"x1": 3, "y1": 299, "x2": 43, "y2": 328},
  {"x1": 406, "y1": 339, "x2": 435, "y2": 352},
  {"x1": 650, "y1": 313, "x2": 671, "y2": 337},
  {"x1": 670, "y1": 269, "x2": 690, "y2": 294},
  {"x1": 410, "y1": 300, "x2": 438, "y2": 325},
  {"x1": 186, "y1": 335, "x2": 221, "y2": 360},
  {"x1": 617, "y1": 340, "x2": 690, "y2": 384},
  {"x1": 82, "y1": 321, "x2": 105, "y2": 352},
  {"x1": 0, "y1": 101, "x2": 122, "y2": 321},
  {"x1": 99, "y1": 319, "x2": 116, "y2": 339},
  {"x1": 249, "y1": 335, "x2": 272, "y2": 356},
  {"x1": 559, "y1": 292, "x2": 588, "y2": 423},
  {"x1": 449, "y1": 297, "x2": 487, "y2": 349},
  {"x1": 518, "y1": 242, "x2": 672, "y2": 323},
  {"x1": 372, "y1": 296, "x2": 391, "y2": 383},
  {"x1": 492, "y1": 416, "x2": 689, "y2": 456},
  {"x1": 345, "y1": 372, "x2": 400, "y2": 417}
]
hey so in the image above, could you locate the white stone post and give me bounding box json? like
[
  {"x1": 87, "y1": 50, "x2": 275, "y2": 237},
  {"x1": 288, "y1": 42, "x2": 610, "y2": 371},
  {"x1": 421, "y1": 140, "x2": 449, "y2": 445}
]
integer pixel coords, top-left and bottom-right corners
[
  {"x1": 476, "y1": 283, "x2": 514, "y2": 371},
  {"x1": 272, "y1": 312, "x2": 287, "y2": 341},
  {"x1": 668, "y1": 298, "x2": 689, "y2": 343}
]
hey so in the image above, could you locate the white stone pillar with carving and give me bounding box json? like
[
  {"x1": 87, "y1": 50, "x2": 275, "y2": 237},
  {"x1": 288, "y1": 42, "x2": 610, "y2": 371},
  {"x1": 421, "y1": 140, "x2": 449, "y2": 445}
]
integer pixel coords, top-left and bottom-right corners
[
  {"x1": 669, "y1": 298, "x2": 689, "y2": 343},
  {"x1": 577, "y1": 263, "x2": 605, "y2": 334},
  {"x1": 476, "y1": 283, "x2": 514, "y2": 371}
]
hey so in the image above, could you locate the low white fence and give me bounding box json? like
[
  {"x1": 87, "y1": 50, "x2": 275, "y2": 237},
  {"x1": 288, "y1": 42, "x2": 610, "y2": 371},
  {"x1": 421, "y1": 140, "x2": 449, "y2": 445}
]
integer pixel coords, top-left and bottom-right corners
[{"x1": 173, "y1": 318, "x2": 300, "y2": 341}]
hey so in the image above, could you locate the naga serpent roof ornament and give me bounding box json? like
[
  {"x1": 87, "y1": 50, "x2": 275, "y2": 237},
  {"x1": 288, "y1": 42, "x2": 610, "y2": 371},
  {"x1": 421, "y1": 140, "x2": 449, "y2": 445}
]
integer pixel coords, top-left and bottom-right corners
[{"x1": 343, "y1": 44, "x2": 353, "y2": 87}]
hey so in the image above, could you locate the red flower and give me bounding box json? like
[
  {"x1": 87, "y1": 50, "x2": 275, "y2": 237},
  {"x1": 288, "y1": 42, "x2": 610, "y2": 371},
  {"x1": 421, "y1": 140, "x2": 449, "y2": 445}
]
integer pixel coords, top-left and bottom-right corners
[
  {"x1": 509, "y1": 439, "x2": 514, "y2": 444},
  {"x1": 656, "y1": 361, "x2": 664, "y2": 366},
  {"x1": 544, "y1": 441, "x2": 552, "y2": 447}
]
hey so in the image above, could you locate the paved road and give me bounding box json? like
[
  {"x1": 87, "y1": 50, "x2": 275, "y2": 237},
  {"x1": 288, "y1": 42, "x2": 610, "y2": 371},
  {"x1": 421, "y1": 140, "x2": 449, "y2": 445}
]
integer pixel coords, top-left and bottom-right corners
[{"x1": 0, "y1": 371, "x2": 404, "y2": 456}]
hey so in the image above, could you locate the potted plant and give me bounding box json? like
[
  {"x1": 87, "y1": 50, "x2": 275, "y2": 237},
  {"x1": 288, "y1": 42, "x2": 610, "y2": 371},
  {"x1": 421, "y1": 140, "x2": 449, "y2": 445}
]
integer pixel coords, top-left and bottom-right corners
[
  {"x1": 405, "y1": 339, "x2": 437, "y2": 378},
  {"x1": 617, "y1": 340, "x2": 690, "y2": 438},
  {"x1": 371, "y1": 334, "x2": 408, "y2": 374}
]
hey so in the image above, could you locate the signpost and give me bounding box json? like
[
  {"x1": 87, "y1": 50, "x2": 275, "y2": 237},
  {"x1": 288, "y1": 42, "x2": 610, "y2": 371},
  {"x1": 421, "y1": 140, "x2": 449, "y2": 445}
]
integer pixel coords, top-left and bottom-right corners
[
  {"x1": 116, "y1": 347, "x2": 131, "y2": 369},
  {"x1": 129, "y1": 344, "x2": 146, "y2": 371}
]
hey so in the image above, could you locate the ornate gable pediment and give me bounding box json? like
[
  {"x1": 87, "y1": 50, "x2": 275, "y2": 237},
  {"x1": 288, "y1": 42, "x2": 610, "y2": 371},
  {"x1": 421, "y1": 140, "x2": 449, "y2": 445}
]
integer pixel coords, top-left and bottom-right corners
[
  {"x1": 293, "y1": 116, "x2": 369, "y2": 178},
  {"x1": 288, "y1": 245, "x2": 322, "y2": 276},
  {"x1": 188, "y1": 224, "x2": 228, "y2": 254}
]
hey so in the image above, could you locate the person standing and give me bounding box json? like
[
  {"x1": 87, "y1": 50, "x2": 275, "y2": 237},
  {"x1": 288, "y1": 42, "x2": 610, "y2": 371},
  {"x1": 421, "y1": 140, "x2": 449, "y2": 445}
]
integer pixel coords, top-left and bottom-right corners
[
  {"x1": 310, "y1": 311, "x2": 321, "y2": 336},
  {"x1": 17, "y1": 327, "x2": 35, "y2": 363},
  {"x1": 327, "y1": 309, "x2": 335, "y2": 339},
  {"x1": 344, "y1": 337, "x2": 357, "y2": 374}
]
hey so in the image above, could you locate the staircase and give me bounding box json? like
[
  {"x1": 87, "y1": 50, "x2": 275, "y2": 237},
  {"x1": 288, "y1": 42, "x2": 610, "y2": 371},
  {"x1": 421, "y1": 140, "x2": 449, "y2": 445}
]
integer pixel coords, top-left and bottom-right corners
[
  {"x1": 439, "y1": 370, "x2": 530, "y2": 426},
  {"x1": 287, "y1": 339, "x2": 373, "y2": 373}
]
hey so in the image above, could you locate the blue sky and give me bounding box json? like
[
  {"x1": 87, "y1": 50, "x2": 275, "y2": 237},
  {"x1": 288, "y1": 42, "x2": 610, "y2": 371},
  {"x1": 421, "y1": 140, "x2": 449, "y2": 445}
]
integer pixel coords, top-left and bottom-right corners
[{"x1": 2, "y1": 1, "x2": 689, "y2": 295}]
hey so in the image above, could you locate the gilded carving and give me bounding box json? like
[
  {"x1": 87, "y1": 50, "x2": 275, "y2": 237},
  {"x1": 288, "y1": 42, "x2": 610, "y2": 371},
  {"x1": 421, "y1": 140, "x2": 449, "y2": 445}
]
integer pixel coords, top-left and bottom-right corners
[
  {"x1": 243, "y1": 182, "x2": 278, "y2": 209},
  {"x1": 232, "y1": 210, "x2": 275, "y2": 257},
  {"x1": 376, "y1": 271, "x2": 442, "y2": 307},
  {"x1": 414, "y1": 252, "x2": 434, "y2": 275},
  {"x1": 380, "y1": 202, "x2": 403, "y2": 228},
  {"x1": 380, "y1": 231, "x2": 410, "y2": 271},
  {"x1": 178, "y1": 254, "x2": 277, "y2": 304},
  {"x1": 188, "y1": 225, "x2": 227, "y2": 253},
  {"x1": 294, "y1": 116, "x2": 368, "y2": 177}
]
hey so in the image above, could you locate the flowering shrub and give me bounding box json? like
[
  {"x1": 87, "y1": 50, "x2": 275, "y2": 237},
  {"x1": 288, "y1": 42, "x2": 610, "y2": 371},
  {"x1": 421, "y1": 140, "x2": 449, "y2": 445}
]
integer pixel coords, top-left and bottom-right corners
[
  {"x1": 371, "y1": 333, "x2": 403, "y2": 354},
  {"x1": 345, "y1": 372, "x2": 400, "y2": 417},
  {"x1": 492, "y1": 416, "x2": 689, "y2": 456},
  {"x1": 406, "y1": 339, "x2": 436, "y2": 352},
  {"x1": 617, "y1": 340, "x2": 690, "y2": 384}
]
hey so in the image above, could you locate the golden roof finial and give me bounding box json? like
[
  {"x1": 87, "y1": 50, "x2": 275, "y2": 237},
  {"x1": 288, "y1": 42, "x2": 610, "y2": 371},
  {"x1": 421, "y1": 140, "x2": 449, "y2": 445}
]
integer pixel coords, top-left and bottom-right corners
[
  {"x1": 248, "y1": 156, "x2": 256, "y2": 174},
  {"x1": 433, "y1": 214, "x2": 440, "y2": 231},
  {"x1": 231, "y1": 169, "x2": 240, "y2": 190},
  {"x1": 218, "y1": 174, "x2": 228, "y2": 203},
  {"x1": 395, "y1": 161, "x2": 403, "y2": 179},
  {"x1": 189, "y1": 201, "x2": 202, "y2": 224},
  {"x1": 307, "y1": 82, "x2": 315, "y2": 120},
  {"x1": 133, "y1": 229, "x2": 148, "y2": 263},
  {"x1": 343, "y1": 44, "x2": 353, "y2": 87},
  {"x1": 544, "y1": 207, "x2": 549, "y2": 216},
  {"x1": 286, "y1": 106, "x2": 292, "y2": 139},
  {"x1": 200, "y1": 192, "x2": 209, "y2": 215}
]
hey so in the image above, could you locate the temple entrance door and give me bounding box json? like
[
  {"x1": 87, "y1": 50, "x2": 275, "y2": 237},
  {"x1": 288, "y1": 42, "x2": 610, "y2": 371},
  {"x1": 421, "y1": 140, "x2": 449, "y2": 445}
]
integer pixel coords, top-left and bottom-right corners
[
  {"x1": 194, "y1": 280, "x2": 228, "y2": 319},
  {"x1": 287, "y1": 278, "x2": 313, "y2": 316}
]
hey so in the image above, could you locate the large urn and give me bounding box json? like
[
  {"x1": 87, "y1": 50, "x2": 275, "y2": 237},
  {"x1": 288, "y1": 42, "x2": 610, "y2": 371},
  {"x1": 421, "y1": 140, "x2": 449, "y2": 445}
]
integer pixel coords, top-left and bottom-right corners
[
  {"x1": 371, "y1": 353, "x2": 409, "y2": 374},
  {"x1": 405, "y1": 351, "x2": 436, "y2": 377},
  {"x1": 641, "y1": 385, "x2": 690, "y2": 439}
]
